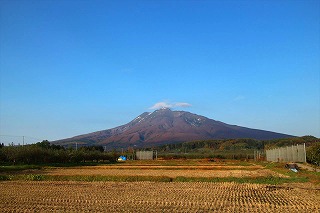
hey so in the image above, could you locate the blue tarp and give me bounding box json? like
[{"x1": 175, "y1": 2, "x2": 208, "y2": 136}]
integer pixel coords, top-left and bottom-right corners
[{"x1": 118, "y1": 156, "x2": 127, "y2": 161}]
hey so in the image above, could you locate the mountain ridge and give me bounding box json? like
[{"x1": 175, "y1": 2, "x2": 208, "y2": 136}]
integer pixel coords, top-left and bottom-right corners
[{"x1": 53, "y1": 108, "x2": 294, "y2": 149}]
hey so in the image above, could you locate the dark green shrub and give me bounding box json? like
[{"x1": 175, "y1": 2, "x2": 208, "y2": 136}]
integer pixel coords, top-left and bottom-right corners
[{"x1": 307, "y1": 142, "x2": 320, "y2": 166}]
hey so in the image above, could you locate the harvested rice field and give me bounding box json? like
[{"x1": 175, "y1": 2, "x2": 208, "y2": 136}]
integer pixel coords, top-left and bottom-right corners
[
  {"x1": 1, "y1": 160, "x2": 319, "y2": 212},
  {"x1": 28, "y1": 160, "x2": 287, "y2": 178},
  {"x1": 45, "y1": 166, "x2": 287, "y2": 178},
  {"x1": 0, "y1": 181, "x2": 319, "y2": 212}
]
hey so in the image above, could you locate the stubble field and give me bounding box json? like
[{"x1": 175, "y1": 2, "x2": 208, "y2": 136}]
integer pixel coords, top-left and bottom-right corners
[
  {"x1": 0, "y1": 160, "x2": 319, "y2": 212},
  {"x1": 1, "y1": 181, "x2": 319, "y2": 212},
  {"x1": 44, "y1": 164, "x2": 288, "y2": 178}
]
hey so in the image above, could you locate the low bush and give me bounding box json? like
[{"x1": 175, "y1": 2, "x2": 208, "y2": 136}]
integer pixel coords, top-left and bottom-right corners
[{"x1": 306, "y1": 142, "x2": 320, "y2": 166}]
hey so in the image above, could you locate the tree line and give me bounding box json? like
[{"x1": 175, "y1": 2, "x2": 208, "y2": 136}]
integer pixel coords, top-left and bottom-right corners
[
  {"x1": 157, "y1": 138, "x2": 264, "y2": 152},
  {"x1": 0, "y1": 140, "x2": 118, "y2": 164},
  {"x1": 156, "y1": 136, "x2": 319, "y2": 152},
  {"x1": 0, "y1": 137, "x2": 319, "y2": 166},
  {"x1": 155, "y1": 136, "x2": 320, "y2": 165}
]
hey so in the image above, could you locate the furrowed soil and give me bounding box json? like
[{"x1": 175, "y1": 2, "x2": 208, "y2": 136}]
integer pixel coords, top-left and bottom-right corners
[{"x1": 0, "y1": 181, "x2": 319, "y2": 212}]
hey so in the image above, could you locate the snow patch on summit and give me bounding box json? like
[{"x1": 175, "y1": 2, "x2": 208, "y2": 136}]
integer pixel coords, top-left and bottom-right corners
[
  {"x1": 133, "y1": 112, "x2": 153, "y2": 123},
  {"x1": 184, "y1": 116, "x2": 205, "y2": 127}
]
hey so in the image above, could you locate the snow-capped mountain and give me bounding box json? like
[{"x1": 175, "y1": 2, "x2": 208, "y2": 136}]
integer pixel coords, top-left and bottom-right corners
[{"x1": 54, "y1": 108, "x2": 293, "y2": 149}]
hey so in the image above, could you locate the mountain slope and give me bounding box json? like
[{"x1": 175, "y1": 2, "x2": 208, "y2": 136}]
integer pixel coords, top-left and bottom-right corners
[{"x1": 54, "y1": 108, "x2": 294, "y2": 149}]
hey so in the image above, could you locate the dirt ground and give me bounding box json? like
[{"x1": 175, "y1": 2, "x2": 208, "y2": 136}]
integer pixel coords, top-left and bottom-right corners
[{"x1": 296, "y1": 163, "x2": 320, "y2": 172}]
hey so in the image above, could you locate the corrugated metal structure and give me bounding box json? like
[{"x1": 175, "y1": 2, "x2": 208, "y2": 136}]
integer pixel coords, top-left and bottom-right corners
[
  {"x1": 266, "y1": 144, "x2": 306, "y2": 163},
  {"x1": 136, "y1": 151, "x2": 157, "y2": 160}
]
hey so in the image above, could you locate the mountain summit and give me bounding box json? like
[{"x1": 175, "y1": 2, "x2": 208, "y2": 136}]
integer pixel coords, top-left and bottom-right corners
[{"x1": 54, "y1": 108, "x2": 293, "y2": 149}]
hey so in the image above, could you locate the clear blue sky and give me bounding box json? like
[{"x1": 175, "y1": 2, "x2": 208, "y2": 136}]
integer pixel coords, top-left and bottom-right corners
[{"x1": 0, "y1": 0, "x2": 319, "y2": 145}]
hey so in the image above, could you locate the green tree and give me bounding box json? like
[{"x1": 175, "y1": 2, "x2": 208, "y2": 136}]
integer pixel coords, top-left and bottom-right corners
[{"x1": 307, "y1": 142, "x2": 320, "y2": 166}]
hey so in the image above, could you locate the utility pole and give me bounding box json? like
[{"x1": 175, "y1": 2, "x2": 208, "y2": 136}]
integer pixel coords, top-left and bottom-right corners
[{"x1": 23, "y1": 136, "x2": 24, "y2": 146}]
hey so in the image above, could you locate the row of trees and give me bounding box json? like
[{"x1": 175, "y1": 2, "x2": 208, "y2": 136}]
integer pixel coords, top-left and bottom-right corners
[
  {"x1": 157, "y1": 138, "x2": 265, "y2": 152},
  {"x1": 155, "y1": 136, "x2": 320, "y2": 165},
  {"x1": 0, "y1": 141, "x2": 118, "y2": 164},
  {"x1": 1, "y1": 137, "x2": 319, "y2": 166},
  {"x1": 158, "y1": 136, "x2": 320, "y2": 152}
]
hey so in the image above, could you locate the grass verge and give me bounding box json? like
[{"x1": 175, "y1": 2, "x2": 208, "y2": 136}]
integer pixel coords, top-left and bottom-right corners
[
  {"x1": 0, "y1": 165, "x2": 43, "y2": 173},
  {"x1": 0, "y1": 174, "x2": 308, "y2": 184}
]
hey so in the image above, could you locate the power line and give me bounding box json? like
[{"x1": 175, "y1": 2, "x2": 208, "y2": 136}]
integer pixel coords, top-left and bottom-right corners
[
  {"x1": 0, "y1": 135, "x2": 44, "y2": 145},
  {"x1": 0, "y1": 135, "x2": 43, "y2": 141},
  {"x1": 0, "y1": 134, "x2": 23, "y2": 138}
]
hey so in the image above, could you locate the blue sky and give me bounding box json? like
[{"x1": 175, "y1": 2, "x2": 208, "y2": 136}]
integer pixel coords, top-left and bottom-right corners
[{"x1": 0, "y1": 0, "x2": 319, "y2": 144}]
